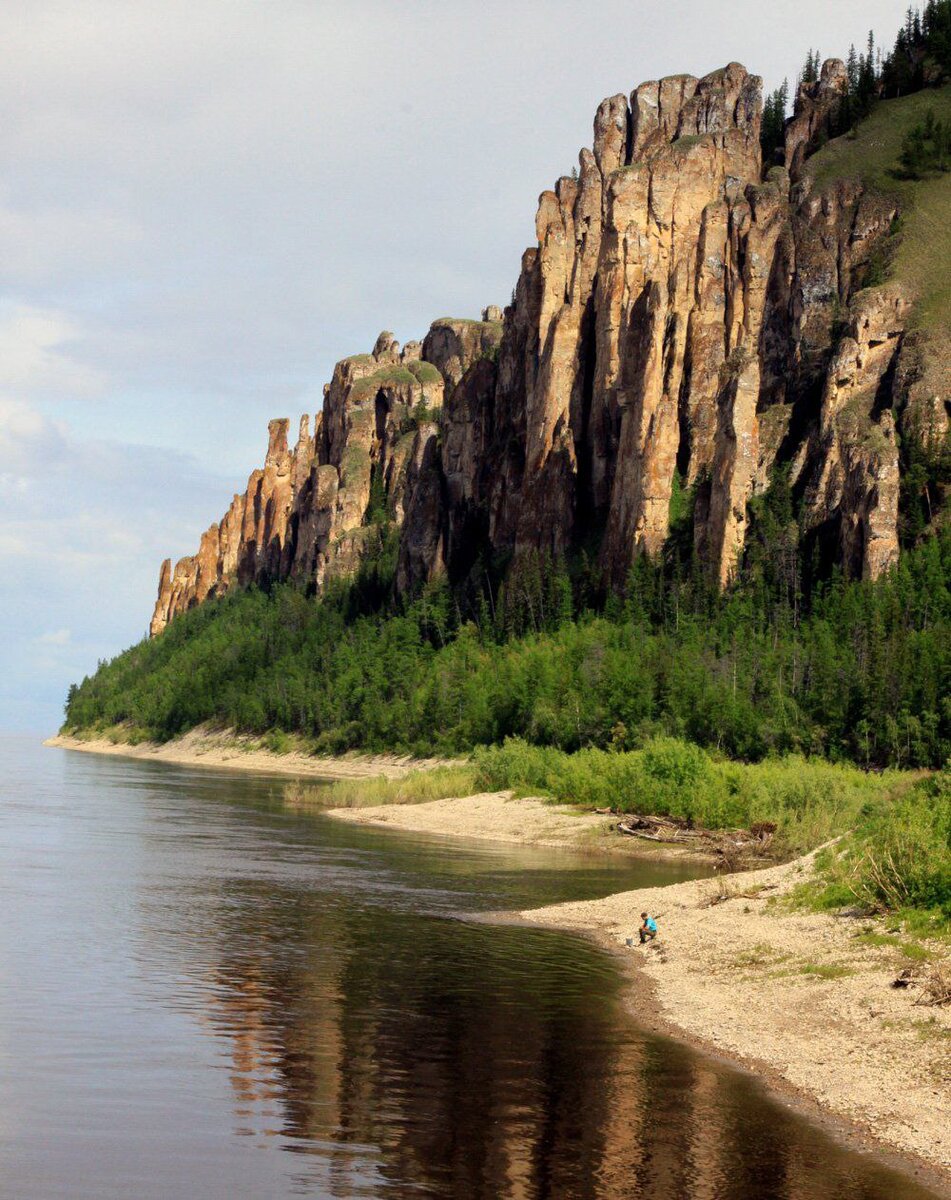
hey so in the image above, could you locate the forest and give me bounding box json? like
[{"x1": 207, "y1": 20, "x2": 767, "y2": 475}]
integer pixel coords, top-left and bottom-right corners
[{"x1": 64, "y1": 516, "x2": 950, "y2": 770}]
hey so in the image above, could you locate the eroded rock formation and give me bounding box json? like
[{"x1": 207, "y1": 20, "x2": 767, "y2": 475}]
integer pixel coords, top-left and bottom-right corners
[{"x1": 151, "y1": 59, "x2": 944, "y2": 636}]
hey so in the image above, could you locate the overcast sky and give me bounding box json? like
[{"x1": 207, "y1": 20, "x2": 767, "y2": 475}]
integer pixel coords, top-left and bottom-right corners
[{"x1": 2, "y1": 0, "x2": 913, "y2": 732}]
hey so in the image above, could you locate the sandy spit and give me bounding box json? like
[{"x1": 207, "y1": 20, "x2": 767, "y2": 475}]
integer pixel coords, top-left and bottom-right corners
[
  {"x1": 524, "y1": 852, "x2": 951, "y2": 1182},
  {"x1": 328, "y1": 791, "x2": 614, "y2": 848},
  {"x1": 326, "y1": 791, "x2": 708, "y2": 859},
  {"x1": 45, "y1": 729, "x2": 449, "y2": 781}
]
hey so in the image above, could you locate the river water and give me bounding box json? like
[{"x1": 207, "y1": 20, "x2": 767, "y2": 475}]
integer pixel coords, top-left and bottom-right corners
[{"x1": 0, "y1": 736, "x2": 943, "y2": 1199}]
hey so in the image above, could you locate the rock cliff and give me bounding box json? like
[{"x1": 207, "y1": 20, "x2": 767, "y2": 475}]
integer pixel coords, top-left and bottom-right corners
[{"x1": 151, "y1": 60, "x2": 944, "y2": 636}]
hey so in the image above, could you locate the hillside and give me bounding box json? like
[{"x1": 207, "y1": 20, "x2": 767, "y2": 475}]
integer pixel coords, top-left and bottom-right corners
[{"x1": 808, "y1": 83, "x2": 951, "y2": 340}]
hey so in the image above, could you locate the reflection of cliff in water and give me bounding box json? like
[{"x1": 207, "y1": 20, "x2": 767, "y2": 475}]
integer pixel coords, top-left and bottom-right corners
[{"x1": 196, "y1": 879, "x2": 934, "y2": 1200}]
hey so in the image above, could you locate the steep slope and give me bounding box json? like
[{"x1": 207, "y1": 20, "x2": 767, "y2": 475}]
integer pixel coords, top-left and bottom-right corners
[{"x1": 151, "y1": 62, "x2": 949, "y2": 637}]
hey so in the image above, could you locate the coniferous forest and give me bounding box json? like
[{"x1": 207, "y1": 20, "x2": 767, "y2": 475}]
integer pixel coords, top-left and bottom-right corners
[{"x1": 65, "y1": 519, "x2": 950, "y2": 770}]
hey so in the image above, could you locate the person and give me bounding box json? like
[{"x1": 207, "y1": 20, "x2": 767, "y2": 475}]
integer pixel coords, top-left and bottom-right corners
[{"x1": 639, "y1": 912, "x2": 658, "y2": 944}]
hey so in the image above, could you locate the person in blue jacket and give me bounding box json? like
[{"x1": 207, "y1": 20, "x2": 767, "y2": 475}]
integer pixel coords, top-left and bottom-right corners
[{"x1": 639, "y1": 912, "x2": 658, "y2": 944}]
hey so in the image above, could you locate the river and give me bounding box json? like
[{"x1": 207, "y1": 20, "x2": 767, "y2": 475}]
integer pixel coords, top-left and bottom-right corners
[{"x1": 0, "y1": 736, "x2": 943, "y2": 1199}]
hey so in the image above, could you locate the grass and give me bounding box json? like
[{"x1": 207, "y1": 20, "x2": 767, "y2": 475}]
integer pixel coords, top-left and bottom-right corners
[
  {"x1": 472, "y1": 736, "x2": 919, "y2": 857},
  {"x1": 801, "y1": 770, "x2": 950, "y2": 919},
  {"x1": 732, "y1": 943, "x2": 790, "y2": 970},
  {"x1": 807, "y1": 85, "x2": 951, "y2": 341},
  {"x1": 798, "y1": 962, "x2": 855, "y2": 980},
  {"x1": 284, "y1": 763, "x2": 478, "y2": 811},
  {"x1": 406, "y1": 361, "x2": 443, "y2": 387},
  {"x1": 912, "y1": 1017, "x2": 951, "y2": 1045},
  {"x1": 431, "y1": 316, "x2": 501, "y2": 328},
  {"x1": 852, "y1": 930, "x2": 904, "y2": 950},
  {"x1": 347, "y1": 366, "x2": 425, "y2": 406}
]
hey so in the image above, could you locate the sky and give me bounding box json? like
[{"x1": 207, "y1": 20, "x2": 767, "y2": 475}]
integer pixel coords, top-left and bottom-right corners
[{"x1": 1, "y1": 0, "x2": 914, "y2": 732}]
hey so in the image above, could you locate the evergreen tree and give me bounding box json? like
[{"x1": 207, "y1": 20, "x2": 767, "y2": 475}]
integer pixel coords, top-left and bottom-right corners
[
  {"x1": 760, "y1": 78, "x2": 789, "y2": 160},
  {"x1": 847, "y1": 44, "x2": 860, "y2": 93},
  {"x1": 899, "y1": 108, "x2": 951, "y2": 176},
  {"x1": 801, "y1": 49, "x2": 821, "y2": 85}
]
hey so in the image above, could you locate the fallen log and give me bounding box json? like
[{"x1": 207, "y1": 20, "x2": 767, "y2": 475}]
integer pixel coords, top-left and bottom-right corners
[{"x1": 615, "y1": 814, "x2": 775, "y2": 859}]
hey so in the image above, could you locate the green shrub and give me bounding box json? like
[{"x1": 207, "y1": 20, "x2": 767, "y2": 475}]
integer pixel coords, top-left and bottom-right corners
[
  {"x1": 473, "y1": 737, "x2": 911, "y2": 857},
  {"x1": 265, "y1": 729, "x2": 292, "y2": 755},
  {"x1": 810, "y1": 771, "x2": 951, "y2": 917}
]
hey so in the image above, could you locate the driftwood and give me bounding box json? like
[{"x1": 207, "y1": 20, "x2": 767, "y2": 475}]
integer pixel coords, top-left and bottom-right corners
[
  {"x1": 890, "y1": 964, "x2": 950, "y2": 1006},
  {"x1": 615, "y1": 814, "x2": 776, "y2": 863},
  {"x1": 700, "y1": 883, "x2": 778, "y2": 908}
]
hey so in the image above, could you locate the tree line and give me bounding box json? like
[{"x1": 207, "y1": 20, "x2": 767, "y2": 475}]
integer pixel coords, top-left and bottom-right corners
[
  {"x1": 761, "y1": 2, "x2": 951, "y2": 161},
  {"x1": 64, "y1": 519, "x2": 950, "y2": 770}
]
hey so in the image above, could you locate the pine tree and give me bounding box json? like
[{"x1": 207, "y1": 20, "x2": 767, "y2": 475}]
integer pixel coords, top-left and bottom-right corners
[
  {"x1": 847, "y1": 44, "x2": 859, "y2": 93},
  {"x1": 801, "y1": 49, "x2": 820, "y2": 85},
  {"x1": 760, "y1": 79, "x2": 789, "y2": 160}
]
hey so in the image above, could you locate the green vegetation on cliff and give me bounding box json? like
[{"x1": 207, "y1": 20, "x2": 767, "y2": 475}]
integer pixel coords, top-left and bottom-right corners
[
  {"x1": 808, "y1": 83, "x2": 951, "y2": 338},
  {"x1": 64, "y1": 523, "x2": 949, "y2": 770}
]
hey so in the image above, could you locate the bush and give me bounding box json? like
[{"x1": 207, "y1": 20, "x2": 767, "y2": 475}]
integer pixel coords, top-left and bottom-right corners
[
  {"x1": 473, "y1": 737, "x2": 911, "y2": 856},
  {"x1": 814, "y1": 771, "x2": 951, "y2": 916}
]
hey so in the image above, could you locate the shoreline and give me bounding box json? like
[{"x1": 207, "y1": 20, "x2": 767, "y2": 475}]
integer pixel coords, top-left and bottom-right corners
[
  {"x1": 332, "y1": 795, "x2": 950, "y2": 1188},
  {"x1": 47, "y1": 739, "x2": 951, "y2": 1187},
  {"x1": 45, "y1": 729, "x2": 450, "y2": 781},
  {"x1": 522, "y1": 853, "x2": 950, "y2": 1187},
  {"x1": 325, "y1": 791, "x2": 709, "y2": 860},
  {"x1": 534, "y1": 918, "x2": 950, "y2": 1195}
]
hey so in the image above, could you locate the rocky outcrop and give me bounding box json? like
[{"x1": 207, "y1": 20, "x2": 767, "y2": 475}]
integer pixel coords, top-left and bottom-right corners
[
  {"x1": 784, "y1": 59, "x2": 849, "y2": 176},
  {"x1": 801, "y1": 284, "x2": 910, "y2": 580},
  {"x1": 151, "y1": 58, "x2": 944, "y2": 636}
]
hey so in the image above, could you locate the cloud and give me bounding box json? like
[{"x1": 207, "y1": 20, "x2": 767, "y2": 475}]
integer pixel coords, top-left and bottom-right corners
[
  {"x1": 35, "y1": 629, "x2": 71, "y2": 646},
  {"x1": 0, "y1": 304, "x2": 104, "y2": 403},
  {"x1": 0, "y1": 398, "x2": 230, "y2": 730}
]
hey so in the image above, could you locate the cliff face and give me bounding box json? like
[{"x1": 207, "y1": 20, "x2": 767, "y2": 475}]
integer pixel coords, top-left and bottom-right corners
[{"x1": 151, "y1": 59, "x2": 939, "y2": 636}]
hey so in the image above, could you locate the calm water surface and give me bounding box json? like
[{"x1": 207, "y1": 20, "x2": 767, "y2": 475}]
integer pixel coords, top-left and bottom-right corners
[{"x1": 0, "y1": 736, "x2": 944, "y2": 1199}]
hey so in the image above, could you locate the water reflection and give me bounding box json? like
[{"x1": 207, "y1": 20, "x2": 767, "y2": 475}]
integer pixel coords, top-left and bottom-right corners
[
  {"x1": 0, "y1": 738, "x2": 944, "y2": 1200},
  {"x1": 192, "y1": 867, "x2": 940, "y2": 1199}
]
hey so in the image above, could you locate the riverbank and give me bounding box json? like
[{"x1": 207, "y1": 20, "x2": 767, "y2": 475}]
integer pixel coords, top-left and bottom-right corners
[
  {"x1": 523, "y1": 851, "x2": 951, "y2": 1182},
  {"x1": 326, "y1": 790, "x2": 671, "y2": 854},
  {"x1": 332, "y1": 793, "x2": 950, "y2": 1183},
  {"x1": 49, "y1": 736, "x2": 950, "y2": 1183},
  {"x1": 46, "y1": 728, "x2": 449, "y2": 781}
]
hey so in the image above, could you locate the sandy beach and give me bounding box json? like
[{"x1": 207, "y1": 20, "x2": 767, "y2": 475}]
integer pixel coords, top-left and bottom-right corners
[
  {"x1": 327, "y1": 790, "x2": 721, "y2": 860},
  {"x1": 524, "y1": 852, "x2": 951, "y2": 1180},
  {"x1": 328, "y1": 791, "x2": 623, "y2": 849},
  {"x1": 46, "y1": 728, "x2": 448, "y2": 781}
]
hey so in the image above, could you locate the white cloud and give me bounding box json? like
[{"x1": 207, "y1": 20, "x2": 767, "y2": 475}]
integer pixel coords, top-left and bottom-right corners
[
  {"x1": 0, "y1": 304, "x2": 104, "y2": 403},
  {"x1": 35, "y1": 629, "x2": 71, "y2": 646}
]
